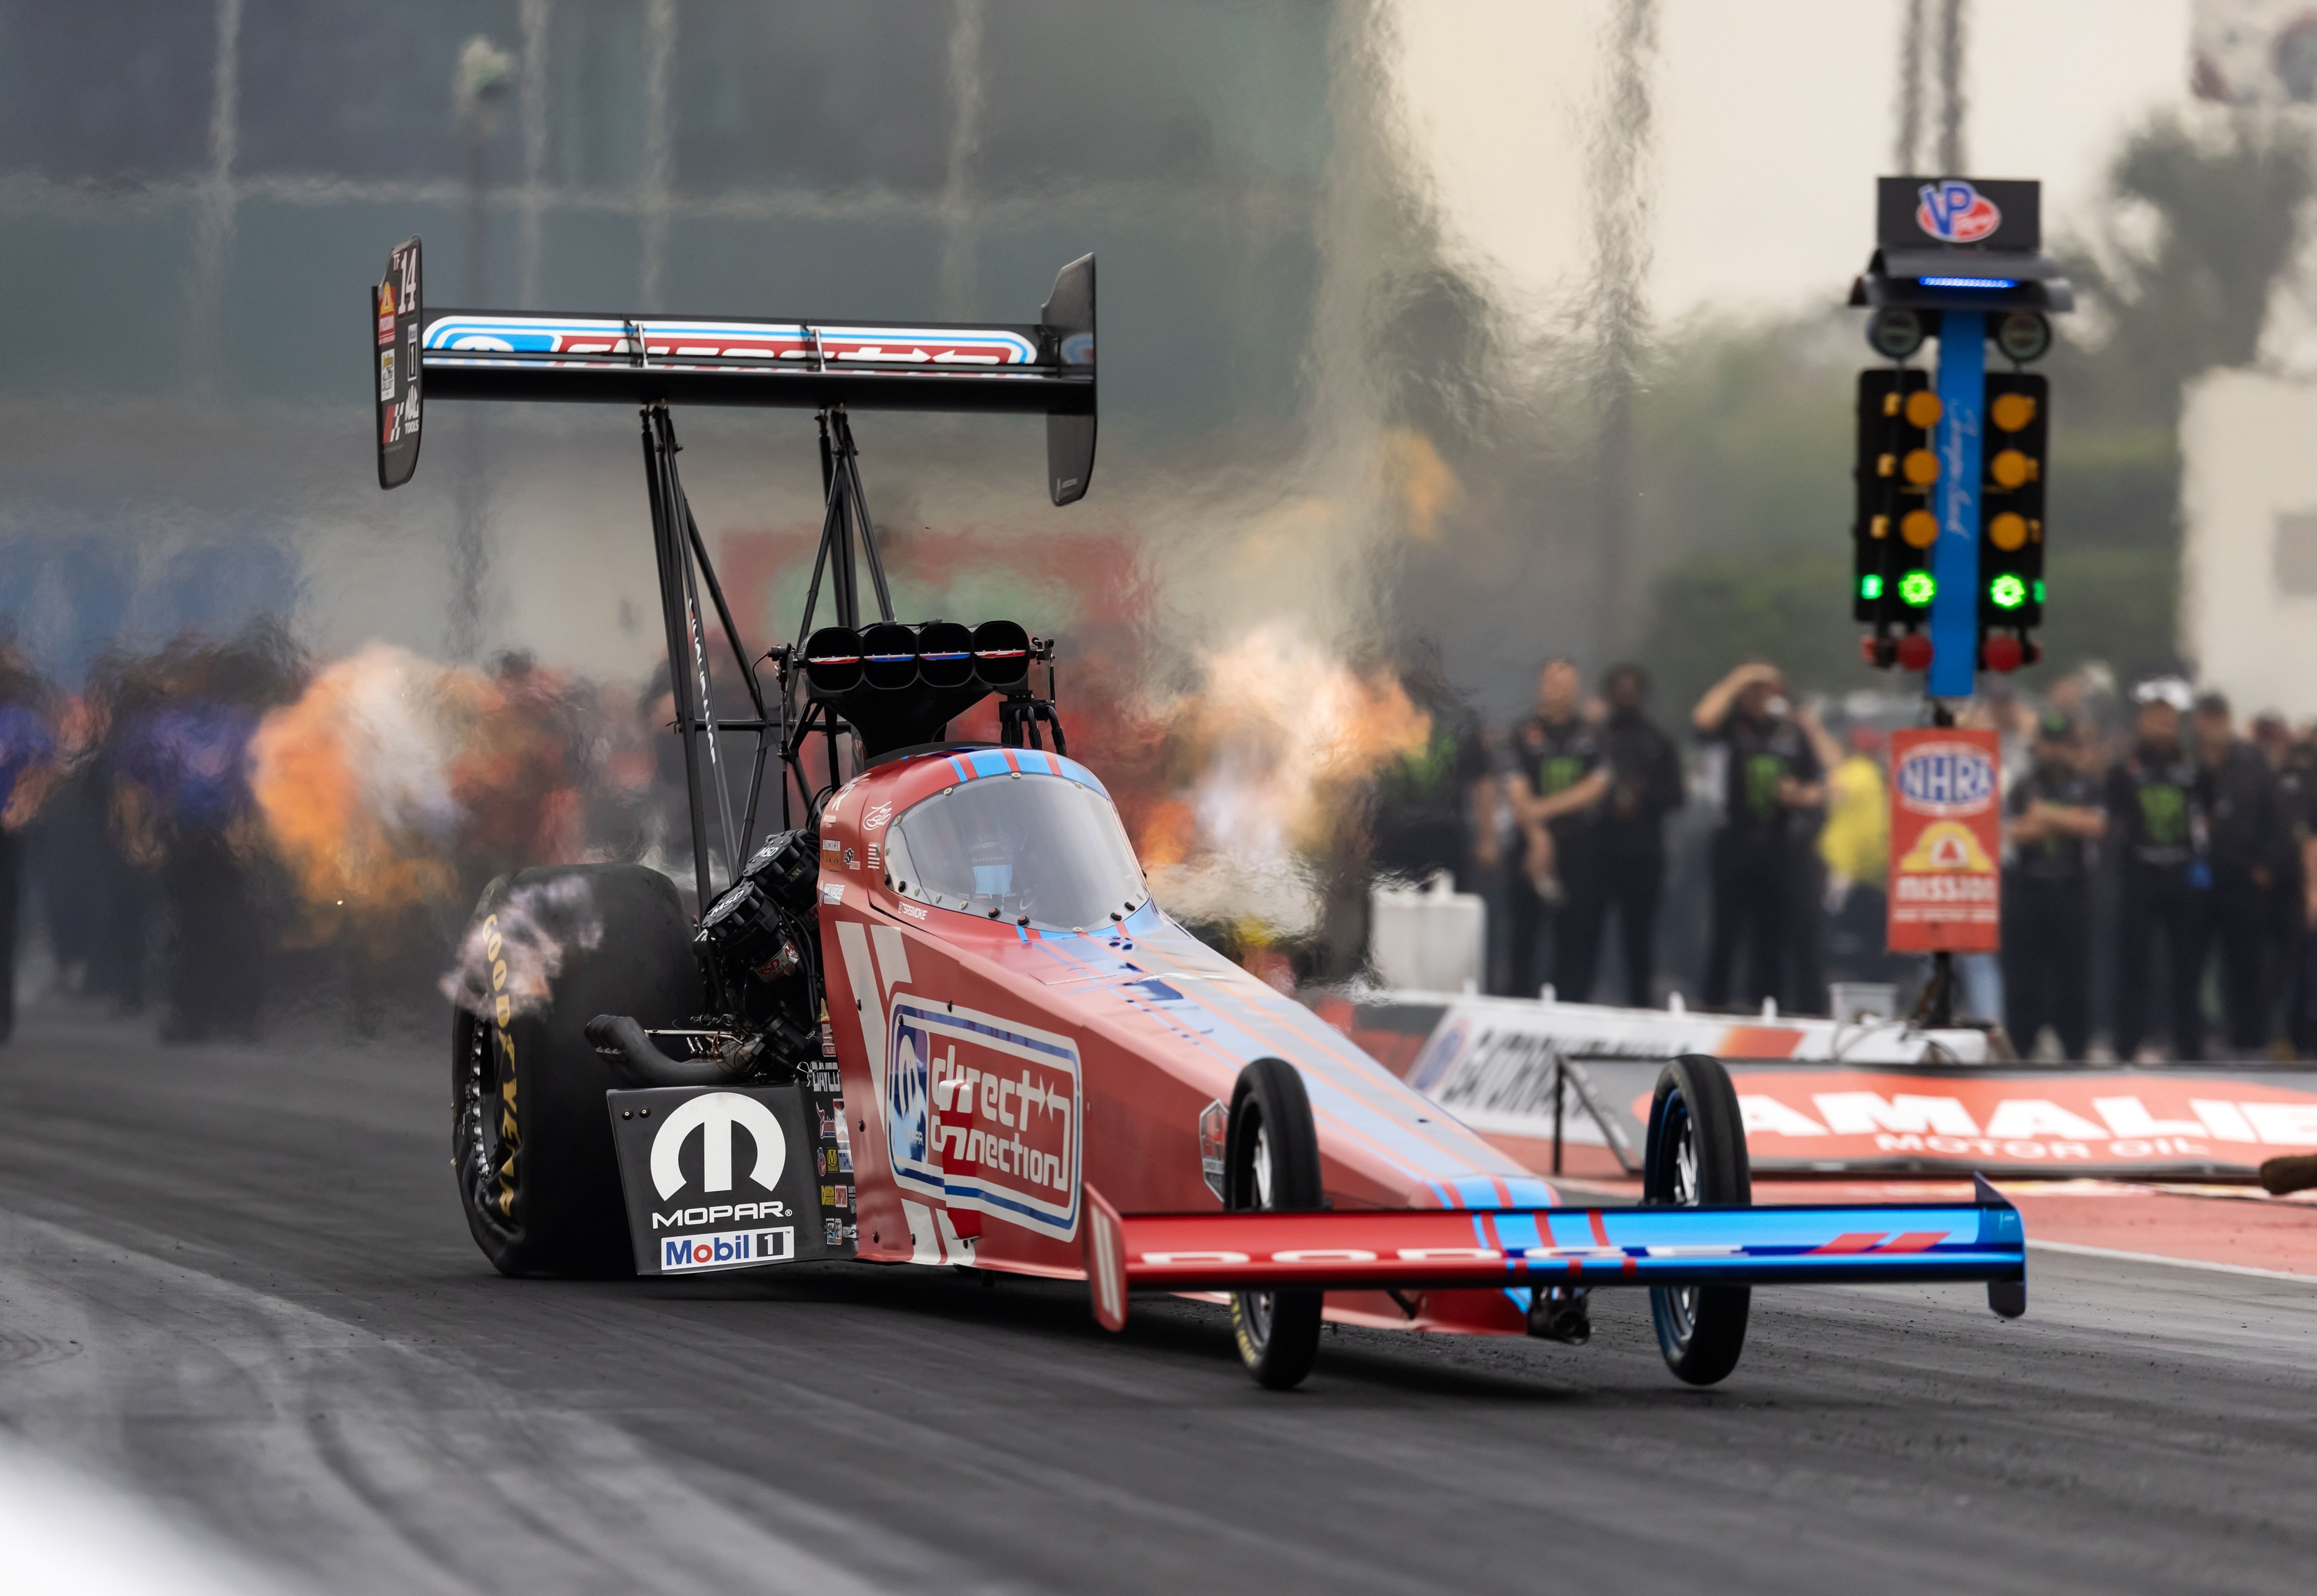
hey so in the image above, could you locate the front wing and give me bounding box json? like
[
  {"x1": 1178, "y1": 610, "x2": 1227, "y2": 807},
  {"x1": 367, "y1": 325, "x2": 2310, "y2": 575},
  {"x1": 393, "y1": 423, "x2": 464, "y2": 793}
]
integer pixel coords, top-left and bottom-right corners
[{"x1": 1081, "y1": 1175, "x2": 2027, "y2": 1331}]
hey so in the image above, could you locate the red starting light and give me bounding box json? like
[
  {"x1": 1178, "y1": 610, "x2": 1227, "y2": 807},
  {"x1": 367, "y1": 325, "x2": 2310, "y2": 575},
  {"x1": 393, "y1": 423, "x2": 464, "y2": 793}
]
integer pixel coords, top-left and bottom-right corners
[
  {"x1": 1894, "y1": 632, "x2": 1934, "y2": 672},
  {"x1": 1983, "y1": 635, "x2": 2024, "y2": 673},
  {"x1": 1859, "y1": 634, "x2": 1897, "y2": 668}
]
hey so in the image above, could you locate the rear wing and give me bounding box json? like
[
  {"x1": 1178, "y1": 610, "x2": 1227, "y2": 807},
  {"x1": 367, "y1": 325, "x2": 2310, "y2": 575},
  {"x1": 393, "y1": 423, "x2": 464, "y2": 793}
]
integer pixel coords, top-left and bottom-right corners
[{"x1": 373, "y1": 235, "x2": 1096, "y2": 505}]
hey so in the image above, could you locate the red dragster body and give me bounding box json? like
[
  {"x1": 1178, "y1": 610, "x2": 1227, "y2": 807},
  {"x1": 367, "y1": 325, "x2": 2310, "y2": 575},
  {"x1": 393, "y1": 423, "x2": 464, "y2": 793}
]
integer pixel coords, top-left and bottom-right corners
[{"x1": 815, "y1": 741, "x2": 1556, "y2": 1336}]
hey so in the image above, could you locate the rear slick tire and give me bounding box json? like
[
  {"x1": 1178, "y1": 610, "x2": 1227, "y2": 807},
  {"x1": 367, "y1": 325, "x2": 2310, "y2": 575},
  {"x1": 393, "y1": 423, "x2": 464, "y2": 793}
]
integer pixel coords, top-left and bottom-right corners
[
  {"x1": 1225, "y1": 1056, "x2": 1325, "y2": 1391},
  {"x1": 1644, "y1": 1053, "x2": 1752, "y2": 1387},
  {"x1": 451, "y1": 864, "x2": 702, "y2": 1278}
]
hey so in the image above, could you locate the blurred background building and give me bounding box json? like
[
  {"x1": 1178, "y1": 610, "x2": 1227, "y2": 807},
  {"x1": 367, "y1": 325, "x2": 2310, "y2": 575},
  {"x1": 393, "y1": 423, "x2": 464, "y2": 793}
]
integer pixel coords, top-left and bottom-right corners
[{"x1": 6, "y1": 0, "x2": 2317, "y2": 1045}]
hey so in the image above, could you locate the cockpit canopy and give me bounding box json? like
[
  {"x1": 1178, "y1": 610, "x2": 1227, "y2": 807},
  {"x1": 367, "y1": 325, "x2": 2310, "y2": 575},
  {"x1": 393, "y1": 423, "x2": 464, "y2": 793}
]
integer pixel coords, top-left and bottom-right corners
[{"x1": 884, "y1": 771, "x2": 1146, "y2": 932}]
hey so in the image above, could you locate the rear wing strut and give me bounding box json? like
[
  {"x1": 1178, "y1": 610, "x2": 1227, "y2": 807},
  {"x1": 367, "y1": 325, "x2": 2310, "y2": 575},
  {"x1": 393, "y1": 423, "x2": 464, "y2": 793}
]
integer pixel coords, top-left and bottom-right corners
[
  {"x1": 373, "y1": 237, "x2": 1096, "y2": 506},
  {"x1": 370, "y1": 235, "x2": 1096, "y2": 913}
]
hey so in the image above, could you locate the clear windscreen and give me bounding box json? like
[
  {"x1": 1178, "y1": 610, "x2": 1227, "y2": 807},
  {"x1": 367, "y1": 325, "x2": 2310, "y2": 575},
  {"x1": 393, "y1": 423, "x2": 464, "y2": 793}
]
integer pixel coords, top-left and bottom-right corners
[{"x1": 884, "y1": 772, "x2": 1146, "y2": 932}]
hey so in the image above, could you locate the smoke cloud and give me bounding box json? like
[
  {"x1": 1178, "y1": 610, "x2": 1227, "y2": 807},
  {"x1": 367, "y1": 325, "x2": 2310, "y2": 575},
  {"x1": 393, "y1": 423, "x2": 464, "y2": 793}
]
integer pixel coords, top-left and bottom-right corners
[{"x1": 438, "y1": 875, "x2": 604, "y2": 1024}]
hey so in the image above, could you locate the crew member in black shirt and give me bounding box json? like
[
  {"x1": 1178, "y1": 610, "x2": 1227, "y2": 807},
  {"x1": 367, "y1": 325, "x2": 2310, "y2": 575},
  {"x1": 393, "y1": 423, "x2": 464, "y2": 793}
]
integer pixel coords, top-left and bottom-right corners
[
  {"x1": 2107, "y1": 686, "x2": 2211, "y2": 1061},
  {"x1": 2255, "y1": 713, "x2": 2317, "y2": 1053},
  {"x1": 1506, "y1": 658, "x2": 1607, "y2": 999},
  {"x1": 2193, "y1": 692, "x2": 2286, "y2": 1055},
  {"x1": 1370, "y1": 649, "x2": 1496, "y2": 894},
  {"x1": 1692, "y1": 661, "x2": 1824, "y2": 1012},
  {"x1": 1557, "y1": 663, "x2": 1684, "y2": 1006},
  {"x1": 2003, "y1": 714, "x2": 2105, "y2": 1059}
]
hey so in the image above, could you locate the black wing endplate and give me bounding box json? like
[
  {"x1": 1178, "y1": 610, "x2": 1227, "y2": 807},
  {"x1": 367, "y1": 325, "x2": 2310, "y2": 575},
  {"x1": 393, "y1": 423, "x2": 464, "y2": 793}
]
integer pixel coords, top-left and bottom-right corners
[
  {"x1": 374, "y1": 237, "x2": 423, "y2": 490},
  {"x1": 374, "y1": 243, "x2": 1096, "y2": 506}
]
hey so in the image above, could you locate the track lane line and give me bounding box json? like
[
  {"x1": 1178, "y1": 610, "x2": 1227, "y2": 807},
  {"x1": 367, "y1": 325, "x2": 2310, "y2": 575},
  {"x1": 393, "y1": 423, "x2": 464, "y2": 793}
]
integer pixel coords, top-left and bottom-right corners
[{"x1": 2027, "y1": 1237, "x2": 2317, "y2": 1285}]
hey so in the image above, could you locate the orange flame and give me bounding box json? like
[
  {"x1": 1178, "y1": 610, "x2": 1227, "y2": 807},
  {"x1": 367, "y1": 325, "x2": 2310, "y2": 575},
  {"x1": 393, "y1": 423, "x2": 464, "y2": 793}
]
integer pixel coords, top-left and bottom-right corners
[
  {"x1": 249, "y1": 643, "x2": 584, "y2": 915},
  {"x1": 1131, "y1": 622, "x2": 1430, "y2": 931},
  {"x1": 249, "y1": 644, "x2": 462, "y2": 912}
]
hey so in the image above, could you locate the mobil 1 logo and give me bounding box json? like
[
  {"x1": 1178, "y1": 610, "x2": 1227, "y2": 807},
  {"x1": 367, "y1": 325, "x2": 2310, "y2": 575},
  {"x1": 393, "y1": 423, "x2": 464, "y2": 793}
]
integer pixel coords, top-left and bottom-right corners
[{"x1": 606, "y1": 1084, "x2": 832, "y2": 1276}]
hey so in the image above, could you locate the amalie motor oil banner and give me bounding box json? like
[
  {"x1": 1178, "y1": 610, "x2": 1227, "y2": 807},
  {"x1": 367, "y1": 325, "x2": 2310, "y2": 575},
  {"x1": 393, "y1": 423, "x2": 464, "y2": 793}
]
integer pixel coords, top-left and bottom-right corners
[
  {"x1": 1599, "y1": 1062, "x2": 2317, "y2": 1179},
  {"x1": 1887, "y1": 728, "x2": 2002, "y2": 953},
  {"x1": 1330, "y1": 995, "x2": 2317, "y2": 1178}
]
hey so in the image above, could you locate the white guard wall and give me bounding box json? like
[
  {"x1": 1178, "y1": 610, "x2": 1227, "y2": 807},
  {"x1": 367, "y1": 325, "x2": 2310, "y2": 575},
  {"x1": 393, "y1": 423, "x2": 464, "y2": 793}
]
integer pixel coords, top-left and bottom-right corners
[{"x1": 2180, "y1": 368, "x2": 2317, "y2": 720}]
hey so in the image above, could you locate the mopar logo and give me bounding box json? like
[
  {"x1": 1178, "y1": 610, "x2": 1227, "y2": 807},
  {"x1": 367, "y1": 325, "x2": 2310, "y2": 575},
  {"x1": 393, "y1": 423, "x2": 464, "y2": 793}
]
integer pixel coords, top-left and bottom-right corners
[
  {"x1": 649, "y1": 1092, "x2": 787, "y2": 1200},
  {"x1": 1894, "y1": 744, "x2": 1994, "y2": 813},
  {"x1": 1915, "y1": 179, "x2": 2001, "y2": 243}
]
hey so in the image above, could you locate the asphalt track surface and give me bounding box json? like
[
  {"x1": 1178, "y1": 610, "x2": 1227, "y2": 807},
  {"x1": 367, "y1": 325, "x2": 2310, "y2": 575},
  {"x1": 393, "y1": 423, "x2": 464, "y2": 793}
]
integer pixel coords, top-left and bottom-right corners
[{"x1": 3, "y1": 1009, "x2": 2315, "y2": 1595}]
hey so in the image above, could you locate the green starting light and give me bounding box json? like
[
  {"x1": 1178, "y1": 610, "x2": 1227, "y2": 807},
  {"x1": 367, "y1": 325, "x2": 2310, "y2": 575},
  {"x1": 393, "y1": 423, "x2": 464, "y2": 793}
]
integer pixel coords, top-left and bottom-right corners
[
  {"x1": 2032, "y1": 579, "x2": 2045, "y2": 603},
  {"x1": 1859, "y1": 573, "x2": 1884, "y2": 600},
  {"x1": 1898, "y1": 569, "x2": 1937, "y2": 606},
  {"x1": 1989, "y1": 572, "x2": 2028, "y2": 610}
]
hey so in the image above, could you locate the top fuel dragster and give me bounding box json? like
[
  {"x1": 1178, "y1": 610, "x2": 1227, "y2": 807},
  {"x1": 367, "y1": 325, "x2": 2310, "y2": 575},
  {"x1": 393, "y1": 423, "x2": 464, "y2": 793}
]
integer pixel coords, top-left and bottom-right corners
[{"x1": 378, "y1": 237, "x2": 2027, "y2": 1389}]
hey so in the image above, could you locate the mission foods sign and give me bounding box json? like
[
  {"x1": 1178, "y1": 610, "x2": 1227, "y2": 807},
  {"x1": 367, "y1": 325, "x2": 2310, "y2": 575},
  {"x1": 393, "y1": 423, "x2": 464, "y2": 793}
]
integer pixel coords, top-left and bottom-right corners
[{"x1": 1887, "y1": 728, "x2": 2001, "y2": 953}]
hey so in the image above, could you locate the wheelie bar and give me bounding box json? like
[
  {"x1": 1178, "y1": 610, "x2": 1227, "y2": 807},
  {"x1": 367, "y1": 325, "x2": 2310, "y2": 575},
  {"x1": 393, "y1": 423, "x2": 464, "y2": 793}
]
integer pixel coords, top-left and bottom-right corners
[{"x1": 1081, "y1": 1175, "x2": 2027, "y2": 1331}]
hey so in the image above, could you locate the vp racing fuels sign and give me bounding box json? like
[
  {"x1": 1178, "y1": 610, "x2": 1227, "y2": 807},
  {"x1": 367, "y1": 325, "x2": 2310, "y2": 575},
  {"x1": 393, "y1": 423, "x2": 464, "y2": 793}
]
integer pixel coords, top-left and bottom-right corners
[
  {"x1": 607, "y1": 1085, "x2": 833, "y2": 1276},
  {"x1": 1875, "y1": 176, "x2": 2041, "y2": 253},
  {"x1": 886, "y1": 999, "x2": 1083, "y2": 1241}
]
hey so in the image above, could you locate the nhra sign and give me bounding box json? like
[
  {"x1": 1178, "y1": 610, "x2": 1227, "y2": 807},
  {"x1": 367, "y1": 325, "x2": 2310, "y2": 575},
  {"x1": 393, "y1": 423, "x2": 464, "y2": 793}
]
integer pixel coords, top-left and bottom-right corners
[
  {"x1": 887, "y1": 998, "x2": 1083, "y2": 1241},
  {"x1": 606, "y1": 1084, "x2": 833, "y2": 1276},
  {"x1": 1887, "y1": 729, "x2": 2001, "y2": 953}
]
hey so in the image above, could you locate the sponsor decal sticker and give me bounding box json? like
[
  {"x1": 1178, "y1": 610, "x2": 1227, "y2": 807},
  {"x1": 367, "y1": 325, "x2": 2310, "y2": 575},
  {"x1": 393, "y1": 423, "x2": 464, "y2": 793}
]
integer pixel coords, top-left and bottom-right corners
[
  {"x1": 661, "y1": 1226, "x2": 794, "y2": 1273},
  {"x1": 887, "y1": 998, "x2": 1083, "y2": 1240},
  {"x1": 1915, "y1": 179, "x2": 2001, "y2": 244},
  {"x1": 650, "y1": 1200, "x2": 790, "y2": 1230},
  {"x1": 1408, "y1": 1017, "x2": 1471, "y2": 1093},
  {"x1": 862, "y1": 802, "x2": 893, "y2": 831},
  {"x1": 609, "y1": 1083, "x2": 827, "y2": 1274},
  {"x1": 1888, "y1": 729, "x2": 2001, "y2": 951},
  {"x1": 649, "y1": 1091, "x2": 787, "y2": 1200},
  {"x1": 1198, "y1": 1099, "x2": 1229, "y2": 1201}
]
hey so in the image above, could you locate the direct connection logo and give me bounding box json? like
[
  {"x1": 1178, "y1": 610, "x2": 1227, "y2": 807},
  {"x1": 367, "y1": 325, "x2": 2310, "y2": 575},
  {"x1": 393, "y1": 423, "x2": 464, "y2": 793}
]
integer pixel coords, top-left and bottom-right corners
[
  {"x1": 1915, "y1": 179, "x2": 2001, "y2": 244},
  {"x1": 887, "y1": 999, "x2": 1083, "y2": 1240},
  {"x1": 1893, "y1": 741, "x2": 1996, "y2": 815}
]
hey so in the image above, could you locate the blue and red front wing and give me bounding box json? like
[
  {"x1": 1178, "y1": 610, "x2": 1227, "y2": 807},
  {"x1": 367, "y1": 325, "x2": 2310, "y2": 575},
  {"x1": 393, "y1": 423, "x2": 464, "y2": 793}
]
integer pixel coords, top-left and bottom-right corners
[{"x1": 1082, "y1": 1178, "x2": 2027, "y2": 1331}]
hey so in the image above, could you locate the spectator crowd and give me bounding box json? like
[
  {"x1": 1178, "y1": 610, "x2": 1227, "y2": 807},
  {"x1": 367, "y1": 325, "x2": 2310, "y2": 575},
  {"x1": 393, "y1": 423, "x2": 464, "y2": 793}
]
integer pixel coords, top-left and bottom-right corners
[
  {"x1": 2, "y1": 612, "x2": 2312, "y2": 1066},
  {"x1": 0, "y1": 624, "x2": 693, "y2": 1044},
  {"x1": 1372, "y1": 657, "x2": 2317, "y2": 1063}
]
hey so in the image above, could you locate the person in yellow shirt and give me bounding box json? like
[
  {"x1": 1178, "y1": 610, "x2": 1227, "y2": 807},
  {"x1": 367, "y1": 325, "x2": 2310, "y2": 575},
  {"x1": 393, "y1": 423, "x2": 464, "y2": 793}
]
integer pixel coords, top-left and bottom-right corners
[{"x1": 1819, "y1": 723, "x2": 1889, "y2": 892}]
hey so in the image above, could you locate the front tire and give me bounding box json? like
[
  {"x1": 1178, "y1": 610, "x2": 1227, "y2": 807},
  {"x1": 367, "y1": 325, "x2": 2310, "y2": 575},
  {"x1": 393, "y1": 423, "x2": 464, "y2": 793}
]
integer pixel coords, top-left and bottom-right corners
[
  {"x1": 1225, "y1": 1057, "x2": 1325, "y2": 1390},
  {"x1": 1644, "y1": 1053, "x2": 1752, "y2": 1386},
  {"x1": 451, "y1": 864, "x2": 702, "y2": 1277}
]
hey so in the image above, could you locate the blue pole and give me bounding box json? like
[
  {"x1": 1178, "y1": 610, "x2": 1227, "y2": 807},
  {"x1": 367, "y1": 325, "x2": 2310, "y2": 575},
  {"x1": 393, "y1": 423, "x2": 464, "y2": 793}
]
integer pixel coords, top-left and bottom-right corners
[{"x1": 1928, "y1": 311, "x2": 1983, "y2": 700}]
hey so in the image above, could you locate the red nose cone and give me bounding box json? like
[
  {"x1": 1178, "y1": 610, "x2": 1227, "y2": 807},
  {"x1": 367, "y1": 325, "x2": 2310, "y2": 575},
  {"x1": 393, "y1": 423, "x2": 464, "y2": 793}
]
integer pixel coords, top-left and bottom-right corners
[
  {"x1": 1983, "y1": 635, "x2": 2024, "y2": 674},
  {"x1": 1895, "y1": 632, "x2": 1934, "y2": 672}
]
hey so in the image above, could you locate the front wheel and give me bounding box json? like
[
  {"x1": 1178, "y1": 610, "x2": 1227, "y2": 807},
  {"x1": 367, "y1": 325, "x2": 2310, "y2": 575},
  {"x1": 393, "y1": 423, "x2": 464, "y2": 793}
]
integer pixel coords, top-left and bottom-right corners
[
  {"x1": 1644, "y1": 1053, "x2": 1752, "y2": 1386},
  {"x1": 1225, "y1": 1057, "x2": 1325, "y2": 1390}
]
